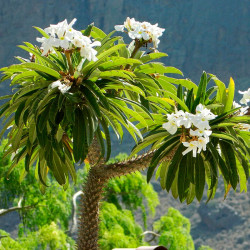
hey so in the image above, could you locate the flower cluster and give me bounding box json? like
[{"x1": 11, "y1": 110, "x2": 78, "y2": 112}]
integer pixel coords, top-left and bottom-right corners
[
  {"x1": 162, "y1": 104, "x2": 217, "y2": 157},
  {"x1": 115, "y1": 17, "x2": 165, "y2": 48},
  {"x1": 36, "y1": 19, "x2": 101, "y2": 61}
]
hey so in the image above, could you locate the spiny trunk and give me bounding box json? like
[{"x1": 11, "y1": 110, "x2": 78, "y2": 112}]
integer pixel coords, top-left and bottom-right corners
[
  {"x1": 77, "y1": 168, "x2": 107, "y2": 250},
  {"x1": 77, "y1": 144, "x2": 175, "y2": 249}
]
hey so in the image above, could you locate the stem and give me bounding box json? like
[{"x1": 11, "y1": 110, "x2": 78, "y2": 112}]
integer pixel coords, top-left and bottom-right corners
[
  {"x1": 130, "y1": 40, "x2": 142, "y2": 58},
  {"x1": 77, "y1": 168, "x2": 107, "y2": 250},
  {"x1": 125, "y1": 39, "x2": 143, "y2": 70},
  {"x1": 77, "y1": 143, "x2": 176, "y2": 249},
  {"x1": 65, "y1": 50, "x2": 74, "y2": 76}
]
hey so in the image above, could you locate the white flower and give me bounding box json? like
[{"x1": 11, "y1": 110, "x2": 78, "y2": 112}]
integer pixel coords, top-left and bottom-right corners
[
  {"x1": 114, "y1": 17, "x2": 165, "y2": 48},
  {"x1": 196, "y1": 104, "x2": 217, "y2": 120},
  {"x1": 190, "y1": 128, "x2": 212, "y2": 138},
  {"x1": 162, "y1": 121, "x2": 178, "y2": 135},
  {"x1": 197, "y1": 137, "x2": 209, "y2": 152},
  {"x1": 79, "y1": 37, "x2": 101, "y2": 62},
  {"x1": 239, "y1": 88, "x2": 250, "y2": 105},
  {"x1": 182, "y1": 141, "x2": 199, "y2": 157},
  {"x1": 114, "y1": 25, "x2": 125, "y2": 32},
  {"x1": 233, "y1": 101, "x2": 241, "y2": 109},
  {"x1": 175, "y1": 111, "x2": 193, "y2": 128},
  {"x1": 192, "y1": 104, "x2": 216, "y2": 130},
  {"x1": 192, "y1": 115, "x2": 211, "y2": 130},
  {"x1": 36, "y1": 37, "x2": 57, "y2": 55},
  {"x1": 51, "y1": 80, "x2": 71, "y2": 94},
  {"x1": 36, "y1": 19, "x2": 101, "y2": 61}
]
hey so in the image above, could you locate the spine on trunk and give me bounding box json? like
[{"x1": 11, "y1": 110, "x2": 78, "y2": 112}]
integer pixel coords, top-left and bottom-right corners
[{"x1": 77, "y1": 168, "x2": 107, "y2": 250}]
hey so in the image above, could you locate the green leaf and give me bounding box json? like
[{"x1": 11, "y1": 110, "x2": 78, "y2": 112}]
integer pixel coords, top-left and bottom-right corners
[
  {"x1": 19, "y1": 62, "x2": 61, "y2": 78},
  {"x1": 99, "y1": 70, "x2": 135, "y2": 80},
  {"x1": 105, "y1": 80, "x2": 145, "y2": 97},
  {"x1": 209, "y1": 107, "x2": 240, "y2": 125},
  {"x1": 147, "y1": 138, "x2": 180, "y2": 182},
  {"x1": 195, "y1": 154, "x2": 205, "y2": 201},
  {"x1": 140, "y1": 52, "x2": 168, "y2": 63},
  {"x1": 210, "y1": 132, "x2": 238, "y2": 143},
  {"x1": 205, "y1": 86, "x2": 218, "y2": 104},
  {"x1": 159, "y1": 76, "x2": 197, "y2": 94},
  {"x1": 236, "y1": 149, "x2": 250, "y2": 180},
  {"x1": 224, "y1": 77, "x2": 235, "y2": 112},
  {"x1": 163, "y1": 90, "x2": 189, "y2": 112},
  {"x1": 100, "y1": 118, "x2": 111, "y2": 161},
  {"x1": 49, "y1": 96, "x2": 59, "y2": 124},
  {"x1": 171, "y1": 167, "x2": 179, "y2": 199},
  {"x1": 186, "y1": 183, "x2": 196, "y2": 205},
  {"x1": 82, "y1": 44, "x2": 126, "y2": 76},
  {"x1": 51, "y1": 149, "x2": 66, "y2": 185},
  {"x1": 73, "y1": 108, "x2": 86, "y2": 162},
  {"x1": 11, "y1": 71, "x2": 41, "y2": 85},
  {"x1": 11, "y1": 124, "x2": 24, "y2": 151},
  {"x1": 177, "y1": 84, "x2": 184, "y2": 110},
  {"x1": 0, "y1": 95, "x2": 12, "y2": 101},
  {"x1": 96, "y1": 125, "x2": 105, "y2": 158},
  {"x1": 65, "y1": 153, "x2": 77, "y2": 184},
  {"x1": 80, "y1": 85, "x2": 101, "y2": 118},
  {"x1": 178, "y1": 154, "x2": 189, "y2": 202},
  {"x1": 219, "y1": 141, "x2": 239, "y2": 190},
  {"x1": 15, "y1": 100, "x2": 26, "y2": 126},
  {"x1": 91, "y1": 26, "x2": 106, "y2": 39},
  {"x1": 159, "y1": 161, "x2": 169, "y2": 190},
  {"x1": 18, "y1": 45, "x2": 61, "y2": 71},
  {"x1": 99, "y1": 58, "x2": 142, "y2": 70},
  {"x1": 210, "y1": 74, "x2": 227, "y2": 108},
  {"x1": 165, "y1": 144, "x2": 184, "y2": 192},
  {"x1": 193, "y1": 72, "x2": 207, "y2": 109},
  {"x1": 135, "y1": 63, "x2": 183, "y2": 75},
  {"x1": 83, "y1": 23, "x2": 94, "y2": 36},
  {"x1": 225, "y1": 116, "x2": 250, "y2": 124},
  {"x1": 33, "y1": 26, "x2": 49, "y2": 38},
  {"x1": 29, "y1": 122, "x2": 37, "y2": 144},
  {"x1": 185, "y1": 88, "x2": 194, "y2": 110},
  {"x1": 38, "y1": 158, "x2": 49, "y2": 187}
]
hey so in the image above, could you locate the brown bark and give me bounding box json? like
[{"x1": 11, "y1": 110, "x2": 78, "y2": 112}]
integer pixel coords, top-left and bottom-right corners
[
  {"x1": 77, "y1": 140, "x2": 175, "y2": 249},
  {"x1": 77, "y1": 167, "x2": 107, "y2": 250}
]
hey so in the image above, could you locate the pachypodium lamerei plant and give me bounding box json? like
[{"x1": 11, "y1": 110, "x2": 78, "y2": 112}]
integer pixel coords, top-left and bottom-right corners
[{"x1": 0, "y1": 17, "x2": 249, "y2": 250}]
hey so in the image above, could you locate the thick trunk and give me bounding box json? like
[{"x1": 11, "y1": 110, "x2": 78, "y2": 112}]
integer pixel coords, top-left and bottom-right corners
[
  {"x1": 77, "y1": 168, "x2": 107, "y2": 250},
  {"x1": 77, "y1": 144, "x2": 175, "y2": 249}
]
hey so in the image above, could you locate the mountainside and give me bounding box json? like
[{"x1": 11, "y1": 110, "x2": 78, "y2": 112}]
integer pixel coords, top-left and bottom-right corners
[
  {"x1": 0, "y1": 1, "x2": 249, "y2": 249},
  {"x1": 0, "y1": 0, "x2": 249, "y2": 92}
]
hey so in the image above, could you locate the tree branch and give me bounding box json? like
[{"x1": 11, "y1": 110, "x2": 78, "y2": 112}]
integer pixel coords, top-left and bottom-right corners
[
  {"x1": 0, "y1": 203, "x2": 38, "y2": 217},
  {"x1": 141, "y1": 231, "x2": 161, "y2": 243},
  {"x1": 93, "y1": 149, "x2": 175, "y2": 179}
]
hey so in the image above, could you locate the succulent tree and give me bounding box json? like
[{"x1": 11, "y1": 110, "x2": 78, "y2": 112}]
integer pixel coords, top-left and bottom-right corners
[{"x1": 0, "y1": 17, "x2": 249, "y2": 250}]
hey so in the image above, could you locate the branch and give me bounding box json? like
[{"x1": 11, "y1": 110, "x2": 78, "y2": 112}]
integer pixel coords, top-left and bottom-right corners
[
  {"x1": 93, "y1": 149, "x2": 175, "y2": 179},
  {"x1": 141, "y1": 231, "x2": 161, "y2": 243},
  {"x1": 0, "y1": 197, "x2": 38, "y2": 217},
  {"x1": 0, "y1": 203, "x2": 38, "y2": 217}
]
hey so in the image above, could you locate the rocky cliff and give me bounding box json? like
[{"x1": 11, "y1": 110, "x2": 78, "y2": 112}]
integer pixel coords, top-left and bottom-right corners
[
  {"x1": 0, "y1": 0, "x2": 249, "y2": 88},
  {"x1": 0, "y1": 1, "x2": 249, "y2": 249}
]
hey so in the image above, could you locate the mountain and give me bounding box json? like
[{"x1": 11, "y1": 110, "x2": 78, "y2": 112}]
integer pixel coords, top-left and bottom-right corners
[
  {"x1": 0, "y1": 0, "x2": 249, "y2": 93},
  {"x1": 0, "y1": 1, "x2": 249, "y2": 249}
]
